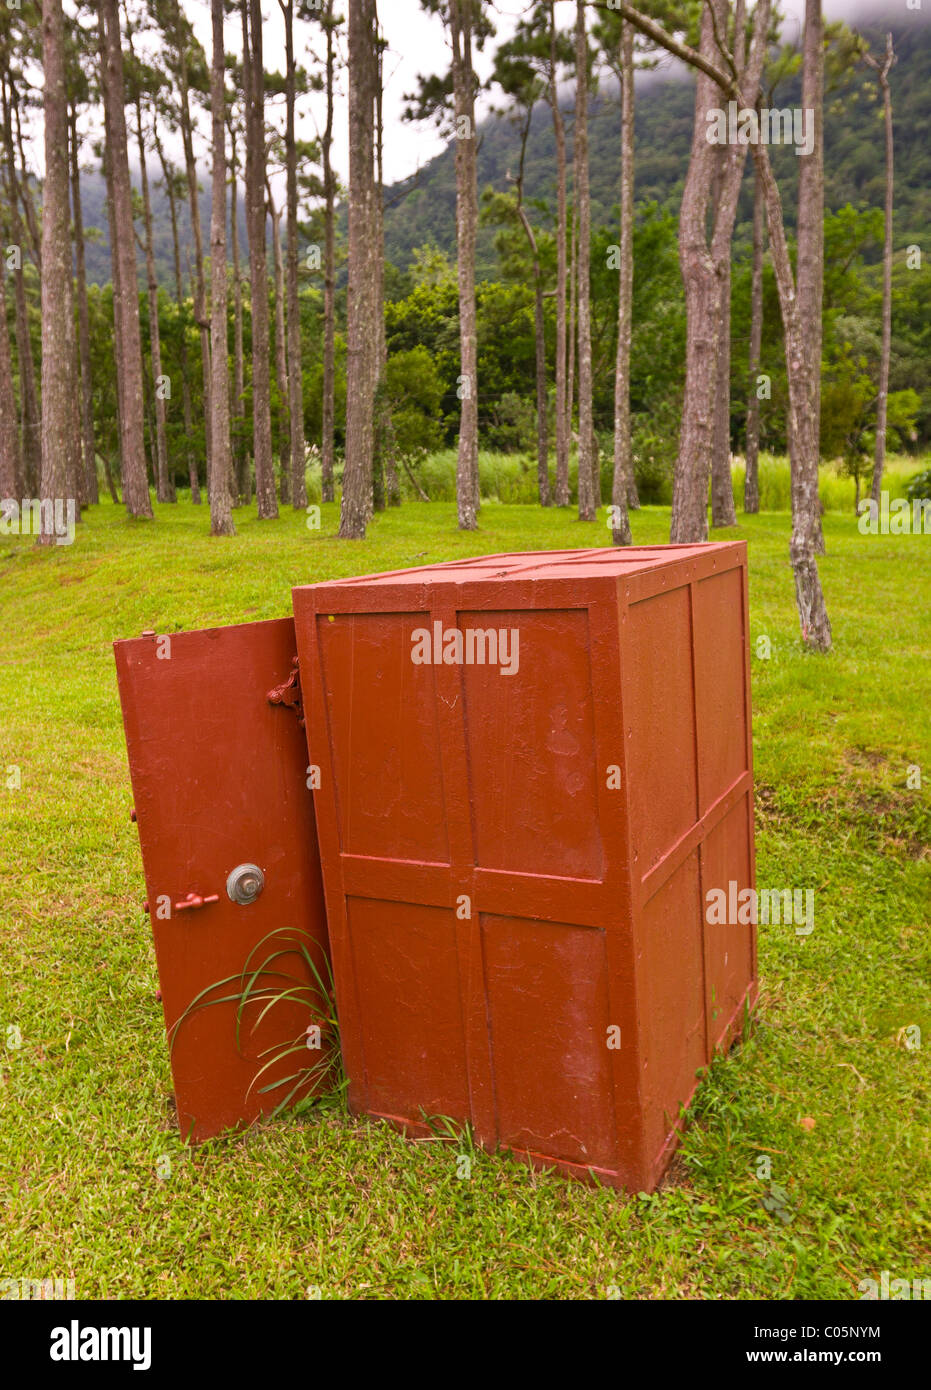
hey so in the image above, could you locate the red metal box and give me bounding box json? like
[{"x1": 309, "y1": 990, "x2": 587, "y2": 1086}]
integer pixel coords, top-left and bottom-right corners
[{"x1": 293, "y1": 543, "x2": 757, "y2": 1192}]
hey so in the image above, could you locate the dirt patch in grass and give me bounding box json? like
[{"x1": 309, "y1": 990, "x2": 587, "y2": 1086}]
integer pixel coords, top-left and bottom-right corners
[{"x1": 843, "y1": 746, "x2": 889, "y2": 770}]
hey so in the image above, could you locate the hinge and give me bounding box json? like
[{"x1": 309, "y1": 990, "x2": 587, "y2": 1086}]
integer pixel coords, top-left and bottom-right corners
[{"x1": 267, "y1": 655, "x2": 304, "y2": 726}]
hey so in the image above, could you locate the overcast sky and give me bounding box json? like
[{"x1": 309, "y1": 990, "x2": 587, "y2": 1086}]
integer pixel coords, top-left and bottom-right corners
[{"x1": 46, "y1": 0, "x2": 897, "y2": 190}]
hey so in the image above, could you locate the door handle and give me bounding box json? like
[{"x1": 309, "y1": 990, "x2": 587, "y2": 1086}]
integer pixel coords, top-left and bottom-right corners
[{"x1": 174, "y1": 893, "x2": 220, "y2": 913}]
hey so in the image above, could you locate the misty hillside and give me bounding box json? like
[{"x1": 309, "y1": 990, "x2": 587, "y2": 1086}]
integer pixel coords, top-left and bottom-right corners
[
  {"x1": 383, "y1": 15, "x2": 931, "y2": 273},
  {"x1": 82, "y1": 13, "x2": 930, "y2": 289}
]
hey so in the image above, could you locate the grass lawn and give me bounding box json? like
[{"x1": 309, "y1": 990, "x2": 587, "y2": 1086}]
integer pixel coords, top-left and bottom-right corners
[{"x1": 1, "y1": 496, "x2": 929, "y2": 1300}]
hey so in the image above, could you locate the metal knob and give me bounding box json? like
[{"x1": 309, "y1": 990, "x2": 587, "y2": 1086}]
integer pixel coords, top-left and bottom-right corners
[{"x1": 226, "y1": 863, "x2": 265, "y2": 906}]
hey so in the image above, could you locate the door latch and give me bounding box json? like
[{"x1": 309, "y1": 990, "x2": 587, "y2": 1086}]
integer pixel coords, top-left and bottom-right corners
[{"x1": 174, "y1": 892, "x2": 221, "y2": 913}]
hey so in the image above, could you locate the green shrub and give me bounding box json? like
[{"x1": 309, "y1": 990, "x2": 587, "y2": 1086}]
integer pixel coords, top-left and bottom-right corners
[{"x1": 905, "y1": 468, "x2": 931, "y2": 502}]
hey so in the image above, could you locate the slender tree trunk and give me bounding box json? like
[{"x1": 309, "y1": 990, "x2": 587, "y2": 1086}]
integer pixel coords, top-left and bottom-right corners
[
  {"x1": 710, "y1": 165, "x2": 737, "y2": 528},
  {"x1": 575, "y1": 0, "x2": 595, "y2": 521},
  {"x1": 340, "y1": 0, "x2": 377, "y2": 538},
  {"x1": 531, "y1": 250, "x2": 549, "y2": 507},
  {"x1": 69, "y1": 105, "x2": 100, "y2": 505},
  {"x1": 611, "y1": 20, "x2": 635, "y2": 545},
  {"x1": 744, "y1": 147, "x2": 764, "y2": 514},
  {"x1": 372, "y1": 19, "x2": 389, "y2": 511},
  {"x1": 789, "y1": 0, "x2": 829, "y2": 595},
  {"x1": 790, "y1": 0, "x2": 829, "y2": 567},
  {"x1": 134, "y1": 99, "x2": 173, "y2": 503},
  {"x1": 243, "y1": 0, "x2": 277, "y2": 517},
  {"x1": 374, "y1": 27, "x2": 398, "y2": 509},
  {"x1": 8, "y1": 238, "x2": 41, "y2": 498},
  {"x1": 3, "y1": 81, "x2": 41, "y2": 496},
  {"x1": 100, "y1": 0, "x2": 151, "y2": 517},
  {"x1": 207, "y1": 0, "x2": 234, "y2": 535},
  {"x1": 372, "y1": 14, "x2": 387, "y2": 515},
  {"x1": 548, "y1": 1, "x2": 569, "y2": 506},
  {"x1": 568, "y1": 197, "x2": 577, "y2": 470},
  {"x1": 669, "y1": 5, "x2": 722, "y2": 543},
  {"x1": 38, "y1": 0, "x2": 78, "y2": 542},
  {"x1": 13, "y1": 101, "x2": 41, "y2": 271},
  {"x1": 670, "y1": 0, "x2": 762, "y2": 542},
  {"x1": 228, "y1": 119, "x2": 248, "y2": 505},
  {"x1": 0, "y1": 246, "x2": 22, "y2": 500},
  {"x1": 321, "y1": 0, "x2": 337, "y2": 505},
  {"x1": 512, "y1": 113, "x2": 550, "y2": 507},
  {"x1": 746, "y1": 23, "x2": 831, "y2": 648},
  {"x1": 450, "y1": 0, "x2": 479, "y2": 530},
  {"x1": 868, "y1": 35, "x2": 895, "y2": 506},
  {"x1": 97, "y1": 138, "x2": 122, "y2": 505},
  {"x1": 171, "y1": 0, "x2": 212, "y2": 488},
  {"x1": 97, "y1": 27, "x2": 126, "y2": 486},
  {"x1": 280, "y1": 0, "x2": 307, "y2": 509},
  {"x1": 268, "y1": 188, "x2": 291, "y2": 504},
  {"x1": 711, "y1": 0, "x2": 739, "y2": 535},
  {"x1": 156, "y1": 134, "x2": 200, "y2": 503}
]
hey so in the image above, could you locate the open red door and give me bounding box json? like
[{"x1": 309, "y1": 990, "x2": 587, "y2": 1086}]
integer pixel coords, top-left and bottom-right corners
[{"x1": 114, "y1": 619, "x2": 330, "y2": 1142}]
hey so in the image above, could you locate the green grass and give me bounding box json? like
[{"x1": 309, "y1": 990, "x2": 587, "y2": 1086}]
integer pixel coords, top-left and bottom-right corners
[
  {"x1": 1, "y1": 496, "x2": 929, "y2": 1300},
  {"x1": 305, "y1": 449, "x2": 926, "y2": 511}
]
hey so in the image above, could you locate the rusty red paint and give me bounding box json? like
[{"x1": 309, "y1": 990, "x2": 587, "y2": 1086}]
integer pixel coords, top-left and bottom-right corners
[
  {"x1": 293, "y1": 543, "x2": 756, "y2": 1193},
  {"x1": 114, "y1": 618, "x2": 330, "y2": 1143}
]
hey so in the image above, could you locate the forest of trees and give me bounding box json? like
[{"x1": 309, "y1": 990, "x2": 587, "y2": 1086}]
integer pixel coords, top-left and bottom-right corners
[{"x1": 0, "y1": 1, "x2": 928, "y2": 653}]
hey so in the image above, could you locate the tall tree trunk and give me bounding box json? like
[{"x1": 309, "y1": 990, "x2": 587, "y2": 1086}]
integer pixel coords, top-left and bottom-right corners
[
  {"x1": 207, "y1": 0, "x2": 234, "y2": 535},
  {"x1": 3, "y1": 81, "x2": 41, "y2": 496},
  {"x1": 789, "y1": 1, "x2": 829, "y2": 610},
  {"x1": 867, "y1": 35, "x2": 895, "y2": 506},
  {"x1": 613, "y1": 0, "x2": 829, "y2": 645},
  {"x1": 280, "y1": 0, "x2": 307, "y2": 509},
  {"x1": 228, "y1": 117, "x2": 248, "y2": 505},
  {"x1": 372, "y1": 17, "x2": 389, "y2": 513},
  {"x1": 13, "y1": 100, "x2": 42, "y2": 271},
  {"x1": 0, "y1": 245, "x2": 22, "y2": 500},
  {"x1": 97, "y1": 27, "x2": 126, "y2": 486},
  {"x1": 575, "y1": 0, "x2": 595, "y2": 522},
  {"x1": 450, "y1": 0, "x2": 479, "y2": 530},
  {"x1": 268, "y1": 187, "x2": 291, "y2": 504},
  {"x1": 38, "y1": 0, "x2": 78, "y2": 541},
  {"x1": 510, "y1": 108, "x2": 549, "y2": 508},
  {"x1": 171, "y1": 0, "x2": 212, "y2": 488},
  {"x1": 548, "y1": 0, "x2": 569, "y2": 507},
  {"x1": 340, "y1": 0, "x2": 377, "y2": 538},
  {"x1": 611, "y1": 19, "x2": 635, "y2": 546},
  {"x1": 746, "y1": 10, "x2": 831, "y2": 649},
  {"x1": 374, "y1": 26, "x2": 398, "y2": 509},
  {"x1": 134, "y1": 99, "x2": 173, "y2": 504},
  {"x1": 669, "y1": 0, "x2": 762, "y2": 542},
  {"x1": 531, "y1": 242, "x2": 549, "y2": 508},
  {"x1": 668, "y1": 4, "x2": 722, "y2": 543},
  {"x1": 744, "y1": 146, "x2": 764, "y2": 514},
  {"x1": 710, "y1": 162, "x2": 737, "y2": 528},
  {"x1": 156, "y1": 133, "x2": 200, "y2": 503},
  {"x1": 100, "y1": 0, "x2": 151, "y2": 518},
  {"x1": 321, "y1": 0, "x2": 337, "y2": 505},
  {"x1": 568, "y1": 196, "x2": 577, "y2": 468},
  {"x1": 243, "y1": 0, "x2": 277, "y2": 517},
  {"x1": 790, "y1": 0, "x2": 828, "y2": 547},
  {"x1": 69, "y1": 105, "x2": 101, "y2": 505}
]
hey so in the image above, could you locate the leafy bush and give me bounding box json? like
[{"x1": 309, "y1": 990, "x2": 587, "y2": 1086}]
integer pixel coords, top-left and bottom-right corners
[
  {"x1": 905, "y1": 468, "x2": 931, "y2": 502},
  {"x1": 483, "y1": 392, "x2": 538, "y2": 454},
  {"x1": 630, "y1": 410, "x2": 678, "y2": 505}
]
